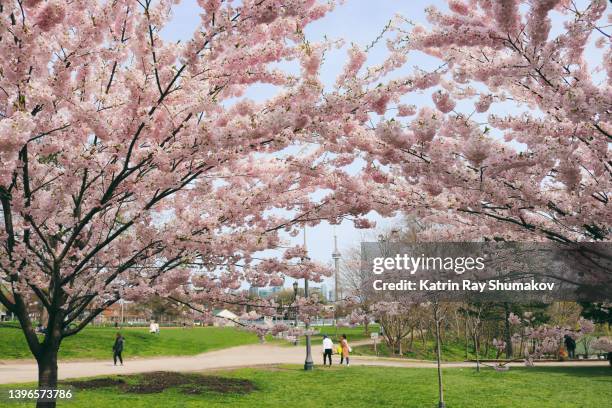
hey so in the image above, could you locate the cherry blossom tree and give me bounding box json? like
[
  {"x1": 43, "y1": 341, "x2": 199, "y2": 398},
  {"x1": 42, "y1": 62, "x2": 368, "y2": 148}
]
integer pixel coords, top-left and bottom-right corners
[
  {"x1": 2, "y1": 1, "x2": 609, "y2": 405},
  {"x1": 0, "y1": 1, "x2": 380, "y2": 406},
  {"x1": 492, "y1": 337, "x2": 506, "y2": 359},
  {"x1": 504, "y1": 312, "x2": 595, "y2": 367},
  {"x1": 590, "y1": 337, "x2": 612, "y2": 366},
  {"x1": 370, "y1": 300, "x2": 422, "y2": 355},
  {"x1": 329, "y1": 0, "x2": 611, "y2": 242}
]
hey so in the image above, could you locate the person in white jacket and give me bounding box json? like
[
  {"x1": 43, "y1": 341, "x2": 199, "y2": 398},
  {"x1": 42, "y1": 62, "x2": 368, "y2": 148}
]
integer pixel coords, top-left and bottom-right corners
[{"x1": 322, "y1": 335, "x2": 334, "y2": 366}]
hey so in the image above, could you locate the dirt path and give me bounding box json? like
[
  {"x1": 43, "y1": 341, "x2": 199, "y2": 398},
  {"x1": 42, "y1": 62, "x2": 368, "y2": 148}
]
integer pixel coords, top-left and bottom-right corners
[{"x1": 0, "y1": 343, "x2": 607, "y2": 384}]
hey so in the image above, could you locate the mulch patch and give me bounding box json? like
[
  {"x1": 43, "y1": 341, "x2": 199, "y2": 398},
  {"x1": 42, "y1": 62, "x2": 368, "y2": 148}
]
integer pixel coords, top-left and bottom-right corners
[
  {"x1": 65, "y1": 371, "x2": 257, "y2": 395},
  {"x1": 66, "y1": 377, "x2": 126, "y2": 389}
]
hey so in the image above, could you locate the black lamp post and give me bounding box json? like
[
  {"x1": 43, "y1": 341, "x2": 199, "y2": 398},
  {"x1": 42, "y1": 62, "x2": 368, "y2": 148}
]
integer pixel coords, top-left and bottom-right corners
[
  {"x1": 302, "y1": 256, "x2": 314, "y2": 371},
  {"x1": 293, "y1": 281, "x2": 298, "y2": 296},
  {"x1": 303, "y1": 275, "x2": 314, "y2": 371}
]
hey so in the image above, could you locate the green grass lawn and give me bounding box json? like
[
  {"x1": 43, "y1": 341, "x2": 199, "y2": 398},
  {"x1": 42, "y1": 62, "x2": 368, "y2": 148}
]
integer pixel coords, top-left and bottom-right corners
[
  {"x1": 0, "y1": 323, "x2": 375, "y2": 361},
  {"x1": 312, "y1": 324, "x2": 379, "y2": 341},
  {"x1": 1, "y1": 365, "x2": 610, "y2": 407},
  {"x1": 276, "y1": 324, "x2": 379, "y2": 347},
  {"x1": 0, "y1": 324, "x2": 261, "y2": 360},
  {"x1": 353, "y1": 338, "x2": 498, "y2": 361}
]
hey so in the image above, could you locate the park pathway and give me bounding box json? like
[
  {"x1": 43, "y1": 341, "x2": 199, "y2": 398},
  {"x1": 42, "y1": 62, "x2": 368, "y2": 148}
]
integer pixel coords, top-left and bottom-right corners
[{"x1": 0, "y1": 343, "x2": 608, "y2": 384}]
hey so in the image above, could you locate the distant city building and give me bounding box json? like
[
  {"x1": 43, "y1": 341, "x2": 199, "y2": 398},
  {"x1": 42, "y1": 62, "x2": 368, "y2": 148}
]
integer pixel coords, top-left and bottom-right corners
[
  {"x1": 321, "y1": 283, "x2": 328, "y2": 300},
  {"x1": 248, "y1": 286, "x2": 259, "y2": 297},
  {"x1": 332, "y1": 231, "x2": 341, "y2": 302},
  {"x1": 255, "y1": 286, "x2": 282, "y2": 298}
]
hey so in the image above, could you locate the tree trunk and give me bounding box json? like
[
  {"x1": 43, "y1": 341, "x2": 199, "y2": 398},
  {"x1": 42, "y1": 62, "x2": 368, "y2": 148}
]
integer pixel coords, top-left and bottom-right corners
[
  {"x1": 35, "y1": 309, "x2": 64, "y2": 408},
  {"x1": 503, "y1": 303, "x2": 513, "y2": 359},
  {"x1": 474, "y1": 332, "x2": 480, "y2": 372},
  {"x1": 464, "y1": 311, "x2": 469, "y2": 360},
  {"x1": 434, "y1": 306, "x2": 445, "y2": 408},
  {"x1": 420, "y1": 325, "x2": 426, "y2": 346},
  {"x1": 409, "y1": 329, "x2": 414, "y2": 350},
  {"x1": 36, "y1": 348, "x2": 59, "y2": 408}
]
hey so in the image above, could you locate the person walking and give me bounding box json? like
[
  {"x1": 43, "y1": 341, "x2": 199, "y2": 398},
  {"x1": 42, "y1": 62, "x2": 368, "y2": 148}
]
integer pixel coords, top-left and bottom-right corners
[
  {"x1": 564, "y1": 334, "x2": 576, "y2": 359},
  {"x1": 340, "y1": 334, "x2": 351, "y2": 366},
  {"x1": 113, "y1": 333, "x2": 124, "y2": 366},
  {"x1": 322, "y1": 335, "x2": 334, "y2": 366}
]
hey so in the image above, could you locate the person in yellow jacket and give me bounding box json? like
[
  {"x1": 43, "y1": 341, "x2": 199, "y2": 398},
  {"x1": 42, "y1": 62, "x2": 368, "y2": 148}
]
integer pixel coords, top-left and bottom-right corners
[{"x1": 340, "y1": 334, "x2": 351, "y2": 366}]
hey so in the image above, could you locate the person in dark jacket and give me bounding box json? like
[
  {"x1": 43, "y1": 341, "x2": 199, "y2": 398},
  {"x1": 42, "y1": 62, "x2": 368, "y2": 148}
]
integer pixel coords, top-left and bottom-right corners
[
  {"x1": 113, "y1": 333, "x2": 124, "y2": 366},
  {"x1": 564, "y1": 334, "x2": 576, "y2": 359}
]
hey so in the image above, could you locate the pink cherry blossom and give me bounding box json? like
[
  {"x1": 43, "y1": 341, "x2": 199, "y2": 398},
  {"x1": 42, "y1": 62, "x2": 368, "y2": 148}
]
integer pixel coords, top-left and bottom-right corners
[
  {"x1": 508, "y1": 313, "x2": 521, "y2": 325},
  {"x1": 0, "y1": 0, "x2": 383, "y2": 396},
  {"x1": 432, "y1": 90, "x2": 456, "y2": 113},
  {"x1": 337, "y1": 0, "x2": 612, "y2": 242},
  {"x1": 591, "y1": 337, "x2": 612, "y2": 353}
]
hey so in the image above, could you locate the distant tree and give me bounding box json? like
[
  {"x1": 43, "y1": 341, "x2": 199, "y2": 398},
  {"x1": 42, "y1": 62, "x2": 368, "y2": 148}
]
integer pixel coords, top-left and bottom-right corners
[
  {"x1": 340, "y1": 220, "x2": 425, "y2": 334},
  {"x1": 370, "y1": 300, "x2": 422, "y2": 356},
  {"x1": 579, "y1": 302, "x2": 612, "y2": 327},
  {"x1": 133, "y1": 295, "x2": 185, "y2": 322}
]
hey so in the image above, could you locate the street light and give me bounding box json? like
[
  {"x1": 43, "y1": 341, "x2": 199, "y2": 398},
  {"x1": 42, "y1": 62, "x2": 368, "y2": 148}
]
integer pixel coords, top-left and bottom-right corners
[
  {"x1": 303, "y1": 273, "x2": 314, "y2": 371},
  {"x1": 302, "y1": 225, "x2": 313, "y2": 371}
]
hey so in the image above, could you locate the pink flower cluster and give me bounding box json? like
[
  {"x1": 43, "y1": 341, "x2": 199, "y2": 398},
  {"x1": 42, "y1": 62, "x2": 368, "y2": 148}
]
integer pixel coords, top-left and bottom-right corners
[{"x1": 505, "y1": 312, "x2": 596, "y2": 366}]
